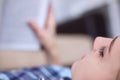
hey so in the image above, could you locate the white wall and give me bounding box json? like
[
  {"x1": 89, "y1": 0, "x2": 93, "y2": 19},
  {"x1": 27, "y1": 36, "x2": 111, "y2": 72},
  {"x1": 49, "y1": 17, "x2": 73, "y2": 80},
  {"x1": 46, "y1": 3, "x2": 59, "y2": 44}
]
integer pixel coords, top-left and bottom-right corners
[{"x1": 107, "y1": 0, "x2": 120, "y2": 37}]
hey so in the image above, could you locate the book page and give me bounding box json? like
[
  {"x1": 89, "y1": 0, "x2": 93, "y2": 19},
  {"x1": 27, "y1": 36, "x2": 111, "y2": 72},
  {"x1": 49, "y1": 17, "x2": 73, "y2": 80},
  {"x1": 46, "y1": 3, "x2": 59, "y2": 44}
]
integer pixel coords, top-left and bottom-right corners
[
  {"x1": 0, "y1": 0, "x2": 3, "y2": 27},
  {"x1": 0, "y1": 0, "x2": 49, "y2": 51}
]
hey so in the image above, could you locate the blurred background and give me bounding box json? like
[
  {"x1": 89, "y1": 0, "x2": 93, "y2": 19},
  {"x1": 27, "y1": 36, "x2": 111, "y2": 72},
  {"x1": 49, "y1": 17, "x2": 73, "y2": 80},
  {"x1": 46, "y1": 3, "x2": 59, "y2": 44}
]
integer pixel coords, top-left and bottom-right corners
[
  {"x1": 53, "y1": 0, "x2": 120, "y2": 66},
  {"x1": 0, "y1": 0, "x2": 120, "y2": 68},
  {"x1": 53, "y1": 0, "x2": 120, "y2": 38}
]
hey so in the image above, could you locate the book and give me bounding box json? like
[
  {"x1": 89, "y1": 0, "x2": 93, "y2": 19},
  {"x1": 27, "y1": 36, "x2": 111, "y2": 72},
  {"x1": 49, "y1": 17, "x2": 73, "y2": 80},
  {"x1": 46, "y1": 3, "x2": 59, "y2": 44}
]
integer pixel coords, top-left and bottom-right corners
[{"x1": 0, "y1": 0, "x2": 50, "y2": 51}]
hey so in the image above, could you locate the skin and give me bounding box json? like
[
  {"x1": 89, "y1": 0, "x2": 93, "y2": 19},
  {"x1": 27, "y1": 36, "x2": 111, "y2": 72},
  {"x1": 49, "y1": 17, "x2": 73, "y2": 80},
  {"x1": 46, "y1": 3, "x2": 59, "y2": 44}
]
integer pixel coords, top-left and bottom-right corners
[
  {"x1": 29, "y1": 5, "x2": 60, "y2": 65},
  {"x1": 29, "y1": 4, "x2": 120, "y2": 80},
  {"x1": 72, "y1": 36, "x2": 120, "y2": 80}
]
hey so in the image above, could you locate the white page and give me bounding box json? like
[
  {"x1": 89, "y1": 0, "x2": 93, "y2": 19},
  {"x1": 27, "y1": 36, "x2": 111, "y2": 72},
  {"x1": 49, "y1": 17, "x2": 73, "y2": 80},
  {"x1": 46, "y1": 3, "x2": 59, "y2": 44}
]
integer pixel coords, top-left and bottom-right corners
[
  {"x1": 0, "y1": 0, "x2": 3, "y2": 27},
  {"x1": 0, "y1": 0, "x2": 50, "y2": 51}
]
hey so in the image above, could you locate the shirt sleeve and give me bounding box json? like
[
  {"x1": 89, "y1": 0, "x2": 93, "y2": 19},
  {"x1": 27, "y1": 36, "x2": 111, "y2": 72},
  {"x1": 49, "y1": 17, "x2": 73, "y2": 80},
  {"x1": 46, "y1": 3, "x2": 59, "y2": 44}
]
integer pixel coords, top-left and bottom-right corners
[{"x1": 0, "y1": 65, "x2": 72, "y2": 80}]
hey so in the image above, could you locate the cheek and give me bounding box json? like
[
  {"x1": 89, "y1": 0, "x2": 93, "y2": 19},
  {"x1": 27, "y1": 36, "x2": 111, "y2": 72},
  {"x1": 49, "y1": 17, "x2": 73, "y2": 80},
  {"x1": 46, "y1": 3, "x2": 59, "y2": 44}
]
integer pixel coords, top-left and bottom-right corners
[
  {"x1": 72, "y1": 59, "x2": 91, "y2": 80},
  {"x1": 72, "y1": 61, "x2": 83, "y2": 80},
  {"x1": 72, "y1": 54, "x2": 87, "y2": 73},
  {"x1": 72, "y1": 61, "x2": 79, "y2": 76},
  {"x1": 71, "y1": 56, "x2": 104, "y2": 80}
]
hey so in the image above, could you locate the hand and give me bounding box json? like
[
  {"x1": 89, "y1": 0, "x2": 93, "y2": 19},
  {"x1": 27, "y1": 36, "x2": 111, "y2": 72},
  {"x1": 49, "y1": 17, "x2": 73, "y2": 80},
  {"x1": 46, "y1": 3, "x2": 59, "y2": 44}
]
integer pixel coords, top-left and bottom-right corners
[
  {"x1": 28, "y1": 5, "x2": 60, "y2": 65},
  {"x1": 29, "y1": 5, "x2": 56, "y2": 52}
]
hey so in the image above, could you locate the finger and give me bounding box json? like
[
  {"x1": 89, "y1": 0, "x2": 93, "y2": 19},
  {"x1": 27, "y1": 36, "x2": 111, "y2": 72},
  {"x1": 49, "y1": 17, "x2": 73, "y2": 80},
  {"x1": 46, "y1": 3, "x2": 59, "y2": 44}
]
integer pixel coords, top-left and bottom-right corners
[
  {"x1": 28, "y1": 20, "x2": 45, "y2": 39},
  {"x1": 45, "y1": 5, "x2": 56, "y2": 34}
]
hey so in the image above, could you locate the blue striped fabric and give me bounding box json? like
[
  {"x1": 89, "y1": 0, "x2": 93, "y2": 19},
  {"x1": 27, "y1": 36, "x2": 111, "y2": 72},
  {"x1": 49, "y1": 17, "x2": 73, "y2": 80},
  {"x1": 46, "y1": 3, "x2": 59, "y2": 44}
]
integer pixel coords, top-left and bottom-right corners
[{"x1": 0, "y1": 65, "x2": 72, "y2": 80}]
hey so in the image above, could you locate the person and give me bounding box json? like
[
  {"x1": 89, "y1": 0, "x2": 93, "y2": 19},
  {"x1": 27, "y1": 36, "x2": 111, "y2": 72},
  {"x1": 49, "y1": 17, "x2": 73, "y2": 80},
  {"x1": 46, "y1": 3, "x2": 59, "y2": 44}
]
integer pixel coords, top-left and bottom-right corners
[
  {"x1": 29, "y1": 4, "x2": 120, "y2": 80},
  {"x1": 29, "y1": 7, "x2": 120, "y2": 80},
  {"x1": 0, "y1": 5, "x2": 71, "y2": 80},
  {"x1": 72, "y1": 36, "x2": 120, "y2": 80},
  {"x1": 28, "y1": 16, "x2": 120, "y2": 80},
  {"x1": 1, "y1": 3, "x2": 120, "y2": 80},
  {"x1": 29, "y1": 3, "x2": 120, "y2": 80},
  {"x1": 30, "y1": 13, "x2": 120, "y2": 80}
]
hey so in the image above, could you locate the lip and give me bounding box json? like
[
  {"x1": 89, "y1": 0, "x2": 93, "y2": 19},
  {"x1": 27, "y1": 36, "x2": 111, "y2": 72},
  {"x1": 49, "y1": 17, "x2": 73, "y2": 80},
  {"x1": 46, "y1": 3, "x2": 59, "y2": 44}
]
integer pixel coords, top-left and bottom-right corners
[{"x1": 81, "y1": 54, "x2": 86, "y2": 60}]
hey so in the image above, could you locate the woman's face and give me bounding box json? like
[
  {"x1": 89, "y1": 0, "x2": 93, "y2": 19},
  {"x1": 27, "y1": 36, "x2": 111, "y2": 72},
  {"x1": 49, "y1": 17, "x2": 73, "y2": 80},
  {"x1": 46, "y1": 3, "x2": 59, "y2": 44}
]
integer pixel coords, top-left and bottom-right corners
[{"x1": 72, "y1": 36, "x2": 120, "y2": 80}]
